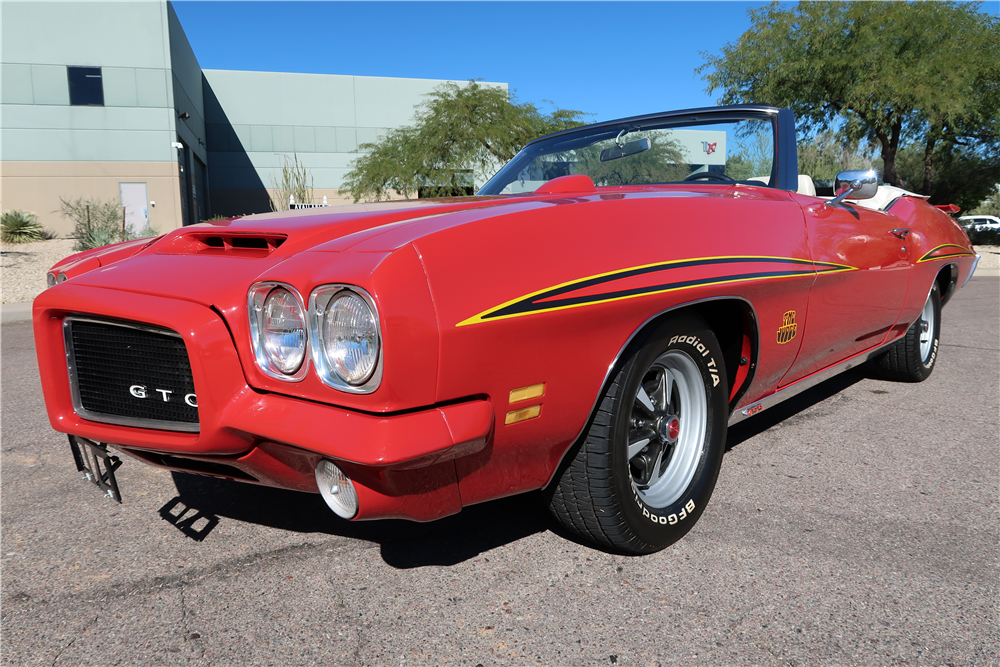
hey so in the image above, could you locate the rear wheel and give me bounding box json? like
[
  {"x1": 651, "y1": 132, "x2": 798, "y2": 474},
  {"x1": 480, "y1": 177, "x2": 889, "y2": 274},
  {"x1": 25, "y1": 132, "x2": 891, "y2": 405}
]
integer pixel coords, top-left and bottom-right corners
[
  {"x1": 545, "y1": 315, "x2": 728, "y2": 554},
  {"x1": 875, "y1": 282, "x2": 941, "y2": 382}
]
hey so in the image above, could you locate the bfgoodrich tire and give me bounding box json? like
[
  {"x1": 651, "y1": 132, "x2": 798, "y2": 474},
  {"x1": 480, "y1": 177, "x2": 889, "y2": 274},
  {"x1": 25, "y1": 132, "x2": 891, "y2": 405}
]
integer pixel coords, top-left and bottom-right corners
[
  {"x1": 875, "y1": 282, "x2": 941, "y2": 382},
  {"x1": 545, "y1": 314, "x2": 728, "y2": 554}
]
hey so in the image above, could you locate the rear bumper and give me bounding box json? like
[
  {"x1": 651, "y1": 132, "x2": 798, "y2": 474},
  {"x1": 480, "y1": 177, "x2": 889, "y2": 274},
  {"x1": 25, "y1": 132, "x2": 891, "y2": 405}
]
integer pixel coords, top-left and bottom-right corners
[
  {"x1": 962, "y1": 254, "x2": 981, "y2": 287},
  {"x1": 33, "y1": 285, "x2": 493, "y2": 522}
]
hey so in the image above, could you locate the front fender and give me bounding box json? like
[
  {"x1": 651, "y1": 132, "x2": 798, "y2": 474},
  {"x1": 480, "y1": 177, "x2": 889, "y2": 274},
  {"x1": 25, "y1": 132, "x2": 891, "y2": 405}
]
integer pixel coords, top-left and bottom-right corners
[{"x1": 231, "y1": 243, "x2": 441, "y2": 412}]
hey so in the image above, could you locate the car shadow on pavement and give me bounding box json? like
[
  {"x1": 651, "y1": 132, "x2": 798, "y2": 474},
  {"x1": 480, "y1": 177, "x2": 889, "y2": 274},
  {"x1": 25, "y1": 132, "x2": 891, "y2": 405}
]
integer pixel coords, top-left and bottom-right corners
[
  {"x1": 161, "y1": 362, "x2": 876, "y2": 565},
  {"x1": 725, "y1": 363, "x2": 873, "y2": 450},
  {"x1": 164, "y1": 471, "x2": 549, "y2": 568}
]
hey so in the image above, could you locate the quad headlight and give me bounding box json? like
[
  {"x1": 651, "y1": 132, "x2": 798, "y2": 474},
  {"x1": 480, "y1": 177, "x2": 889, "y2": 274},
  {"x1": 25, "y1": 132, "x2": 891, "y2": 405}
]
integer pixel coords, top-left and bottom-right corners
[
  {"x1": 248, "y1": 283, "x2": 308, "y2": 380},
  {"x1": 247, "y1": 282, "x2": 382, "y2": 391},
  {"x1": 309, "y1": 285, "x2": 382, "y2": 392}
]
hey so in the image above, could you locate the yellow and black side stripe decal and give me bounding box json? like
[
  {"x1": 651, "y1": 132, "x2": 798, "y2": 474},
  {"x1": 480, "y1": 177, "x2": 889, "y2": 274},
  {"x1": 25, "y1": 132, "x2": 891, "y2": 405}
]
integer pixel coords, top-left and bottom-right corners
[
  {"x1": 917, "y1": 244, "x2": 975, "y2": 263},
  {"x1": 458, "y1": 256, "x2": 856, "y2": 326}
]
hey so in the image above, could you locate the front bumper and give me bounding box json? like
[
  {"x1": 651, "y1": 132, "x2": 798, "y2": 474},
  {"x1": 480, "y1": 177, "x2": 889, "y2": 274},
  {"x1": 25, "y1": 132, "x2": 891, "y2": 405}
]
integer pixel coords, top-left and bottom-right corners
[{"x1": 34, "y1": 284, "x2": 493, "y2": 522}]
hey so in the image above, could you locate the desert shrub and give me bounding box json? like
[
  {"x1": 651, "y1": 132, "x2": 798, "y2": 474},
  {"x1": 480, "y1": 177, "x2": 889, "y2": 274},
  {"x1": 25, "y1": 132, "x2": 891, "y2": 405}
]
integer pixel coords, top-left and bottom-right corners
[
  {"x1": 1, "y1": 210, "x2": 47, "y2": 244},
  {"x1": 269, "y1": 153, "x2": 313, "y2": 211},
  {"x1": 58, "y1": 197, "x2": 158, "y2": 251}
]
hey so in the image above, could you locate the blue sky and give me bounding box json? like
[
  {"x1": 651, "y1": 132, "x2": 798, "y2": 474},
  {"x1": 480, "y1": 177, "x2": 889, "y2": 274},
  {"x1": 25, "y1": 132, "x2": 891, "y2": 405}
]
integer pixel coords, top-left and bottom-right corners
[{"x1": 171, "y1": 1, "x2": 768, "y2": 122}]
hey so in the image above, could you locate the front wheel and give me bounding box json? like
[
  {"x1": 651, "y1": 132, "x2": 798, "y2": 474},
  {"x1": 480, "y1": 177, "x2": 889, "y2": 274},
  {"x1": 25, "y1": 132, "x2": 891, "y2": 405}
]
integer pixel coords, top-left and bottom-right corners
[
  {"x1": 875, "y1": 282, "x2": 941, "y2": 382},
  {"x1": 545, "y1": 315, "x2": 729, "y2": 554}
]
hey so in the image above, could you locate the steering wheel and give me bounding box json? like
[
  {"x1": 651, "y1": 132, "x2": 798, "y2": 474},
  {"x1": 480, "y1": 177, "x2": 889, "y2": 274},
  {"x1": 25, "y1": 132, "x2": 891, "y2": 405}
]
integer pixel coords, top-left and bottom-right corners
[{"x1": 683, "y1": 171, "x2": 736, "y2": 182}]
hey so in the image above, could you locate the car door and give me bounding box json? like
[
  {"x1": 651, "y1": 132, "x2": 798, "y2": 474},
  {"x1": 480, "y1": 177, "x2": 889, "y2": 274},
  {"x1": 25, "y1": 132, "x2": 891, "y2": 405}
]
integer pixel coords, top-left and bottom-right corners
[{"x1": 779, "y1": 195, "x2": 911, "y2": 386}]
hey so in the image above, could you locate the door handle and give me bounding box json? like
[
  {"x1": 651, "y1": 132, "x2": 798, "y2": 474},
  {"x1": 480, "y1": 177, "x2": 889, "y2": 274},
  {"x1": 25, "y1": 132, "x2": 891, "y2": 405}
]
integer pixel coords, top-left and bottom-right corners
[{"x1": 889, "y1": 228, "x2": 910, "y2": 239}]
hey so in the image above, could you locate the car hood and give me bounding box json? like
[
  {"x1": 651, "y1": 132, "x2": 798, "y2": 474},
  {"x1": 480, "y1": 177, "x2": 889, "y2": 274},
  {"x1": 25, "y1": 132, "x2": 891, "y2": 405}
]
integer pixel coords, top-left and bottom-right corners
[
  {"x1": 47, "y1": 186, "x2": 776, "y2": 309},
  {"x1": 49, "y1": 196, "x2": 508, "y2": 306}
]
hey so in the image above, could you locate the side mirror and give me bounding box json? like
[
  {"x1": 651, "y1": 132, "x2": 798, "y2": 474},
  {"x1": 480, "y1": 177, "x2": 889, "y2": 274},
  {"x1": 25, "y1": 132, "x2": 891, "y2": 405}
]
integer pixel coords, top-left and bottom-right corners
[{"x1": 825, "y1": 170, "x2": 878, "y2": 208}]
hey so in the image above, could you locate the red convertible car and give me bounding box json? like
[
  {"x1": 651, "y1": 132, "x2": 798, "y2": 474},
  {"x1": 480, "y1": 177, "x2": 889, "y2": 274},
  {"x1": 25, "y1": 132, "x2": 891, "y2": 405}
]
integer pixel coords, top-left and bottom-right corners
[{"x1": 35, "y1": 105, "x2": 978, "y2": 554}]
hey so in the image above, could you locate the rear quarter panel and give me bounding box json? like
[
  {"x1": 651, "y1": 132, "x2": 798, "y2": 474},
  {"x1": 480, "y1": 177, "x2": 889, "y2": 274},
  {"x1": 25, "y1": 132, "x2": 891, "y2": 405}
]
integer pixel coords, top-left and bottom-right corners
[{"x1": 890, "y1": 197, "x2": 976, "y2": 331}]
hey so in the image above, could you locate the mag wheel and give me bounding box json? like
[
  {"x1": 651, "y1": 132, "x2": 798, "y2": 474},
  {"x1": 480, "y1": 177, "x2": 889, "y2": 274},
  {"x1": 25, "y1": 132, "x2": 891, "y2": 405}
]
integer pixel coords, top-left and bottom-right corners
[
  {"x1": 546, "y1": 314, "x2": 728, "y2": 554},
  {"x1": 917, "y1": 287, "x2": 939, "y2": 364},
  {"x1": 628, "y1": 350, "x2": 707, "y2": 508},
  {"x1": 876, "y1": 282, "x2": 941, "y2": 382}
]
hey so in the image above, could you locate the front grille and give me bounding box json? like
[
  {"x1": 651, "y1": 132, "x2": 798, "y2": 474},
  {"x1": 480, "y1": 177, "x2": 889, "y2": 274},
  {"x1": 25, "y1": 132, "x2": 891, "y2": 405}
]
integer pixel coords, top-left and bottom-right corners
[{"x1": 65, "y1": 318, "x2": 199, "y2": 431}]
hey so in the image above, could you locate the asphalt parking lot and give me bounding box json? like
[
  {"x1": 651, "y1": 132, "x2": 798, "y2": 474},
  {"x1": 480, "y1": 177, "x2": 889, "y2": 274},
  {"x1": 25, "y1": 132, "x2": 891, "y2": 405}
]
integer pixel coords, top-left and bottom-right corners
[{"x1": 2, "y1": 277, "x2": 997, "y2": 667}]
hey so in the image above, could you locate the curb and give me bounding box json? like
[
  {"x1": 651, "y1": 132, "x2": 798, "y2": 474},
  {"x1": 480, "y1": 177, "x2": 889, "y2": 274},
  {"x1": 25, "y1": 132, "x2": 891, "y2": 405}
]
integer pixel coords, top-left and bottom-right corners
[{"x1": 2, "y1": 303, "x2": 33, "y2": 323}]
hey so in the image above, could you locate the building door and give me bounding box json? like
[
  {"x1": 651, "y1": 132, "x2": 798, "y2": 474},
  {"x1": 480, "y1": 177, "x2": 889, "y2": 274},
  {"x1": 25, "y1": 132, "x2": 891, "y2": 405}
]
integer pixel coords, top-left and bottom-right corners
[
  {"x1": 192, "y1": 156, "x2": 208, "y2": 222},
  {"x1": 177, "y1": 141, "x2": 208, "y2": 225},
  {"x1": 119, "y1": 182, "x2": 149, "y2": 234},
  {"x1": 178, "y1": 140, "x2": 191, "y2": 226}
]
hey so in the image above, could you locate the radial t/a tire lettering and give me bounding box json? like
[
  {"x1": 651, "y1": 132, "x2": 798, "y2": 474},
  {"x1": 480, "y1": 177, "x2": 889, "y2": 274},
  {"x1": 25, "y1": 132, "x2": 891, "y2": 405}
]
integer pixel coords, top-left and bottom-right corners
[
  {"x1": 876, "y1": 282, "x2": 941, "y2": 382},
  {"x1": 545, "y1": 314, "x2": 729, "y2": 554}
]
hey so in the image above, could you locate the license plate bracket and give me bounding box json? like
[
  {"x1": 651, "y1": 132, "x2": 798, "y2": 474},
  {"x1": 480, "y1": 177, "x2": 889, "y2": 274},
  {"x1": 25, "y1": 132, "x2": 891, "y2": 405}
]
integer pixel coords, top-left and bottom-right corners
[{"x1": 69, "y1": 435, "x2": 122, "y2": 503}]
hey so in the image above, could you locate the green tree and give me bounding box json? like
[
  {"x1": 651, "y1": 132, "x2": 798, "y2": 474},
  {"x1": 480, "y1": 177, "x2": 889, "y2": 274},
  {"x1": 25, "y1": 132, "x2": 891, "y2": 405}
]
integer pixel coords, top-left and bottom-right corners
[
  {"x1": 699, "y1": 1, "x2": 1000, "y2": 194},
  {"x1": 566, "y1": 133, "x2": 688, "y2": 187},
  {"x1": 896, "y1": 142, "x2": 1000, "y2": 211},
  {"x1": 968, "y1": 187, "x2": 1000, "y2": 218},
  {"x1": 725, "y1": 126, "x2": 777, "y2": 181},
  {"x1": 342, "y1": 80, "x2": 588, "y2": 202},
  {"x1": 796, "y1": 130, "x2": 878, "y2": 182}
]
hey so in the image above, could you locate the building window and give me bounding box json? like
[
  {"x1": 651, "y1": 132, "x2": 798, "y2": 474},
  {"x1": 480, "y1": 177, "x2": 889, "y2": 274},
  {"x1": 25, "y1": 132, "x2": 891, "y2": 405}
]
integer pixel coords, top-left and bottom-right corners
[{"x1": 67, "y1": 66, "x2": 104, "y2": 106}]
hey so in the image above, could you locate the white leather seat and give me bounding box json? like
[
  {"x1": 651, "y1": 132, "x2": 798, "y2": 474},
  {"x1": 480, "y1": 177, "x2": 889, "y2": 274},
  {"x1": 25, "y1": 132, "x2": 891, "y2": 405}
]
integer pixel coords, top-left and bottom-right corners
[
  {"x1": 797, "y1": 175, "x2": 816, "y2": 197},
  {"x1": 854, "y1": 184, "x2": 928, "y2": 211},
  {"x1": 747, "y1": 175, "x2": 816, "y2": 197}
]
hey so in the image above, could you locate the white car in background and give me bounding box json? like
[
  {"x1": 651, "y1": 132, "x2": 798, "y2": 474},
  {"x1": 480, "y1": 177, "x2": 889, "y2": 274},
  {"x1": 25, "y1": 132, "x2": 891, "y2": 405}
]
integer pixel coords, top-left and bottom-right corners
[{"x1": 959, "y1": 215, "x2": 1000, "y2": 232}]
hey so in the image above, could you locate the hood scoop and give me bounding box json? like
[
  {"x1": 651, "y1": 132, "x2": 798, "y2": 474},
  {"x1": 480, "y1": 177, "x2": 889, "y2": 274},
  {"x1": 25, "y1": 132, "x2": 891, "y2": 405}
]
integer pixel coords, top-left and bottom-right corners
[{"x1": 155, "y1": 232, "x2": 287, "y2": 258}]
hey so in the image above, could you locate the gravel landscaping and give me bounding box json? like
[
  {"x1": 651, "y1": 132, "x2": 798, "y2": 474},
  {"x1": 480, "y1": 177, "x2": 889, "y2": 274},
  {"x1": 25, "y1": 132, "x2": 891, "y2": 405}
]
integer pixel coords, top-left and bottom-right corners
[
  {"x1": 1, "y1": 239, "x2": 77, "y2": 304},
  {"x1": 2, "y1": 238, "x2": 999, "y2": 306}
]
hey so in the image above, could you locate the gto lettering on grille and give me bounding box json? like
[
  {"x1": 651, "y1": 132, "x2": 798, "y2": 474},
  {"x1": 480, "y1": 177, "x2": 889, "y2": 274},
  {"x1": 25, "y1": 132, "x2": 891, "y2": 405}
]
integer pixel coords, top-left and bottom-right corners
[{"x1": 129, "y1": 384, "x2": 197, "y2": 407}]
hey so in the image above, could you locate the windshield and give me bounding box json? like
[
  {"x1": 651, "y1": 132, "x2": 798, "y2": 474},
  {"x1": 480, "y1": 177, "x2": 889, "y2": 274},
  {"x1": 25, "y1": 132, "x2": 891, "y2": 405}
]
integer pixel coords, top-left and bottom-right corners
[{"x1": 478, "y1": 112, "x2": 778, "y2": 195}]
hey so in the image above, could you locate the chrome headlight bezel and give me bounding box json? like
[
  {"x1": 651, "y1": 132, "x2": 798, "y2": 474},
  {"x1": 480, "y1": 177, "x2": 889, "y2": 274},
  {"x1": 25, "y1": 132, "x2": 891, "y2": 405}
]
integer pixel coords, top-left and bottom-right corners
[
  {"x1": 247, "y1": 282, "x2": 309, "y2": 382},
  {"x1": 308, "y1": 285, "x2": 383, "y2": 394}
]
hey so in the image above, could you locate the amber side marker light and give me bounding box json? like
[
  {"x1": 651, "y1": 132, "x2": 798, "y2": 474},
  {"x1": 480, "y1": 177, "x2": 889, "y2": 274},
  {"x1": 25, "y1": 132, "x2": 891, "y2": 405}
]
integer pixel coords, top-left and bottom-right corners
[
  {"x1": 505, "y1": 404, "x2": 541, "y2": 425},
  {"x1": 509, "y1": 383, "x2": 545, "y2": 403}
]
